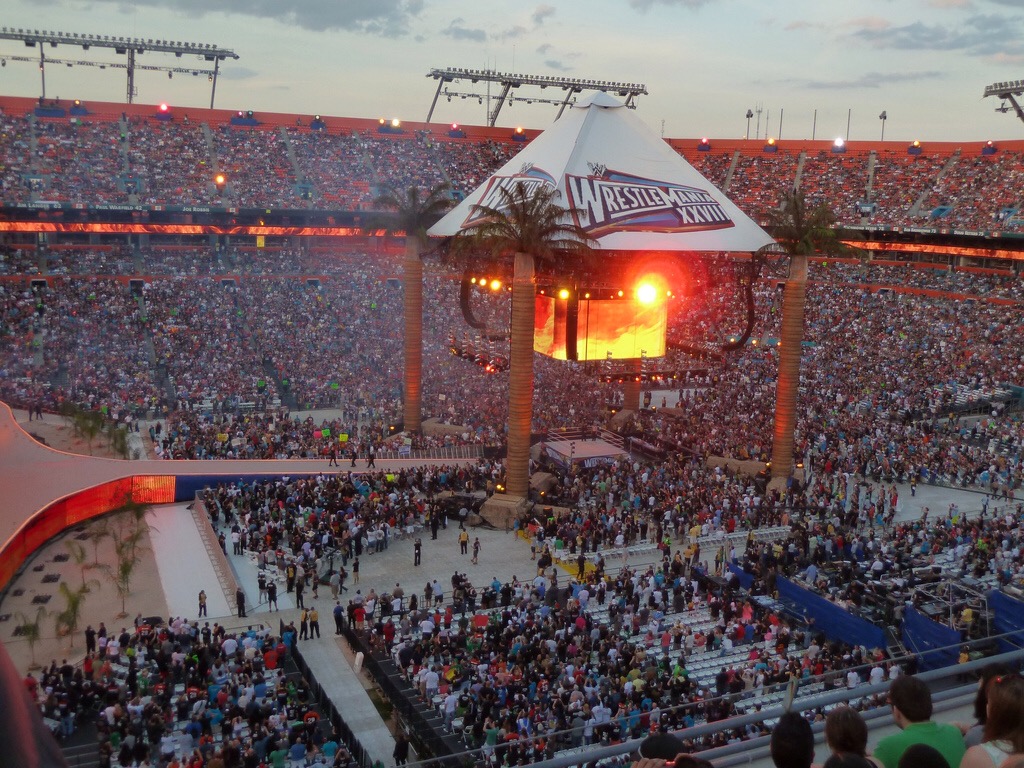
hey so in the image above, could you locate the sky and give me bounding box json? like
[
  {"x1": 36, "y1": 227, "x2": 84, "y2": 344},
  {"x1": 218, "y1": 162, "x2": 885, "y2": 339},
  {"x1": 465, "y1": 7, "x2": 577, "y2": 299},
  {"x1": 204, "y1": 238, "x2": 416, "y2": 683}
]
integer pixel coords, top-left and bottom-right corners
[{"x1": 2, "y1": 0, "x2": 1024, "y2": 143}]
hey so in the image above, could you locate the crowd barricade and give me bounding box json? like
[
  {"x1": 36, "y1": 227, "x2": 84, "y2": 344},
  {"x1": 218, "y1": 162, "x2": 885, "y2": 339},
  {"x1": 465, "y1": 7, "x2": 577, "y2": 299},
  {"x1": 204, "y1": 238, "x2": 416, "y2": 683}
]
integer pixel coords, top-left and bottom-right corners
[
  {"x1": 288, "y1": 638, "x2": 373, "y2": 768},
  {"x1": 776, "y1": 575, "x2": 887, "y2": 651},
  {"x1": 901, "y1": 605, "x2": 962, "y2": 670},
  {"x1": 988, "y1": 589, "x2": 1024, "y2": 654}
]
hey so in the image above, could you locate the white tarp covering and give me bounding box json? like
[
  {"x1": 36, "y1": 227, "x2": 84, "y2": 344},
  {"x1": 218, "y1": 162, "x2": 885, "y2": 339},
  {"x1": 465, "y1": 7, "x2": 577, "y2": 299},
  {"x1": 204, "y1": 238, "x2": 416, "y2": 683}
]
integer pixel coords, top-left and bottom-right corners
[{"x1": 430, "y1": 92, "x2": 775, "y2": 253}]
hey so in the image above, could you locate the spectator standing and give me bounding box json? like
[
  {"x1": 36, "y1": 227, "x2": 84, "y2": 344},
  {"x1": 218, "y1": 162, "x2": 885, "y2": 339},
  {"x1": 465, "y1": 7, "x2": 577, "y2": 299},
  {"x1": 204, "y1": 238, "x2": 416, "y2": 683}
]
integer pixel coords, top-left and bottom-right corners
[
  {"x1": 393, "y1": 733, "x2": 409, "y2": 767},
  {"x1": 267, "y1": 581, "x2": 278, "y2": 611},
  {"x1": 309, "y1": 606, "x2": 321, "y2": 638},
  {"x1": 334, "y1": 601, "x2": 344, "y2": 635}
]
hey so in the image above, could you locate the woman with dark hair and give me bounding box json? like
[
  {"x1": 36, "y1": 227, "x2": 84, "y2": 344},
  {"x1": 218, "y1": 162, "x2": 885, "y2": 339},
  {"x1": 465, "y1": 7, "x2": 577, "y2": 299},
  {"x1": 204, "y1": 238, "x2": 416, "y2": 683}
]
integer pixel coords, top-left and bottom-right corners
[
  {"x1": 960, "y1": 674, "x2": 1024, "y2": 768},
  {"x1": 957, "y1": 663, "x2": 1013, "y2": 748},
  {"x1": 822, "y1": 706, "x2": 882, "y2": 768}
]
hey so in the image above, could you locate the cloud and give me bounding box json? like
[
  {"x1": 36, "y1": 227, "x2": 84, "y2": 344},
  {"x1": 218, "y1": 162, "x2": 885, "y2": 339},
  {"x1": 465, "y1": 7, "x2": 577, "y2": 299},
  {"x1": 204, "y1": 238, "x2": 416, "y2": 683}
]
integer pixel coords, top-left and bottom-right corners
[
  {"x1": 785, "y1": 20, "x2": 823, "y2": 31},
  {"x1": 536, "y1": 43, "x2": 553, "y2": 54},
  {"x1": 629, "y1": 0, "x2": 714, "y2": 9},
  {"x1": 927, "y1": 0, "x2": 969, "y2": 7},
  {"x1": 498, "y1": 25, "x2": 528, "y2": 41},
  {"x1": 442, "y1": 18, "x2": 488, "y2": 42},
  {"x1": 532, "y1": 4, "x2": 556, "y2": 25},
  {"x1": 78, "y1": 0, "x2": 425, "y2": 36},
  {"x1": 848, "y1": 13, "x2": 1024, "y2": 57},
  {"x1": 802, "y1": 70, "x2": 945, "y2": 89},
  {"x1": 990, "y1": 50, "x2": 1024, "y2": 63},
  {"x1": 842, "y1": 16, "x2": 892, "y2": 31},
  {"x1": 218, "y1": 67, "x2": 259, "y2": 80},
  {"x1": 500, "y1": 5, "x2": 555, "y2": 40},
  {"x1": 545, "y1": 59, "x2": 573, "y2": 72}
]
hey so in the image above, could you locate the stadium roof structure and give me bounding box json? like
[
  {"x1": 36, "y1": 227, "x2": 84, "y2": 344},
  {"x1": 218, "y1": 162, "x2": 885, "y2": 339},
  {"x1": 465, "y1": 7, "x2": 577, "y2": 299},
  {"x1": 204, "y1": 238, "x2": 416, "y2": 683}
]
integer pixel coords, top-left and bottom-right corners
[
  {"x1": 0, "y1": 27, "x2": 239, "y2": 107},
  {"x1": 429, "y1": 92, "x2": 776, "y2": 254},
  {"x1": 426, "y1": 66, "x2": 647, "y2": 126}
]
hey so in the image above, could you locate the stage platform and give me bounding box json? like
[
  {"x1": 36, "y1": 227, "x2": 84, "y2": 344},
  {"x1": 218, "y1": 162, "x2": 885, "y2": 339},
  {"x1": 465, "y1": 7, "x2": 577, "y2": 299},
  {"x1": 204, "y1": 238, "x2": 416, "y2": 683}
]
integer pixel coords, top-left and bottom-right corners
[{"x1": 541, "y1": 436, "x2": 627, "y2": 469}]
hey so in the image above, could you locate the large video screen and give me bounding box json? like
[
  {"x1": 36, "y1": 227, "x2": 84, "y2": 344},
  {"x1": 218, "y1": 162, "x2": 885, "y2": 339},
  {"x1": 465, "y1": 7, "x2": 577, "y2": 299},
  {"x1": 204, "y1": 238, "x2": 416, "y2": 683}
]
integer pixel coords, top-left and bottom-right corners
[{"x1": 534, "y1": 296, "x2": 667, "y2": 360}]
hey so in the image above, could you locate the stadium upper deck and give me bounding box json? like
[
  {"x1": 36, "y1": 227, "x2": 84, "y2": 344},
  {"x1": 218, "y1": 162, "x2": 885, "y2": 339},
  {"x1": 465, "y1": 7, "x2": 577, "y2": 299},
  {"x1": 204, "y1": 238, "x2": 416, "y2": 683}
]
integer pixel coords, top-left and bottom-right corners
[{"x1": 2, "y1": 94, "x2": 1024, "y2": 255}]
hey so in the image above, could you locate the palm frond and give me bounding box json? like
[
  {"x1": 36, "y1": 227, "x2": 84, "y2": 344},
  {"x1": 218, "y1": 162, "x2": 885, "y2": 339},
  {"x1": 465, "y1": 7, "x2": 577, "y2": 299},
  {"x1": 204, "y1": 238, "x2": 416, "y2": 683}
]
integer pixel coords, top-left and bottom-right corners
[
  {"x1": 370, "y1": 182, "x2": 453, "y2": 244},
  {"x1": 456, "y1": 182, "x2": 596, "y2": 267},
  {"x1": 766, "y1": 190, "x2": 843, "y2": 256}
]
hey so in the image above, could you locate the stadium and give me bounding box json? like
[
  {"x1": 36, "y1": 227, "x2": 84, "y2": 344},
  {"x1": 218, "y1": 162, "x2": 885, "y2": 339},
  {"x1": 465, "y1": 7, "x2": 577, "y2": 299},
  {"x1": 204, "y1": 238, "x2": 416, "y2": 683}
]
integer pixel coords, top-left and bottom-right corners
[{"x1": 1, "y1": 23, "x2": 1024, "y2": 768}]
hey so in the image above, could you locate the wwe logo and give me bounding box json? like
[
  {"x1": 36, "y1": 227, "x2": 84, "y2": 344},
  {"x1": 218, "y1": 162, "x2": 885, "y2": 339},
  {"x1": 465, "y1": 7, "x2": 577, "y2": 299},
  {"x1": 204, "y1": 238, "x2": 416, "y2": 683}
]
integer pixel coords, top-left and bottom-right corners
[{"x1": 588, "y1": 162, "x2": 607, "y2": 178}]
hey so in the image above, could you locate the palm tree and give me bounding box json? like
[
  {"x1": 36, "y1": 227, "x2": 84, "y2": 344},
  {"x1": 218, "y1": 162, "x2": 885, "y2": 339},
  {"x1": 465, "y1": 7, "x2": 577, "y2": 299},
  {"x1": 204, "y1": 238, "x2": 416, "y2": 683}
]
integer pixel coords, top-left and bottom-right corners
[
  {"x1": 94, "y1": 496, "x2": 154, "y2": 617},
  {"x1": 54, "y1": 582, "x2": 90, "y2": 648},
  {"x1": 765, "y1": 190, "x2": 843, "y2": 486},
  {"x1": 74, "y1": 408, "x2": 104, "y2": 455},
  {"x1": 17, "y1": 606, "x2": 48, "y2": 670},
  {"x1": 65, "y1": 539, "x2": 92, "y2": 592},
  {"x1": 456, "y1": 182, "x2": 595, "y2": 498},
  {"x1": 87, "y1": 517, "x2": 111, "y2": 566},
  {"x1": 372, "y1": 183, "x2": 453, "y2": 435}
]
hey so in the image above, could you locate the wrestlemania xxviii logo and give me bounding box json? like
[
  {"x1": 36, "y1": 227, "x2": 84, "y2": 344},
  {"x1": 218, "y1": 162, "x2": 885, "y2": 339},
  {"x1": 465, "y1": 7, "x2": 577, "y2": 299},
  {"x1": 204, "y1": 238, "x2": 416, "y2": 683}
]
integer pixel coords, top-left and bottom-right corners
[
  {"x1": 566, "y1": 165, "x2": 735, "y2": 236},
  {"x1": 461, "y1": 163, "x2": 735, "y2": 237}
]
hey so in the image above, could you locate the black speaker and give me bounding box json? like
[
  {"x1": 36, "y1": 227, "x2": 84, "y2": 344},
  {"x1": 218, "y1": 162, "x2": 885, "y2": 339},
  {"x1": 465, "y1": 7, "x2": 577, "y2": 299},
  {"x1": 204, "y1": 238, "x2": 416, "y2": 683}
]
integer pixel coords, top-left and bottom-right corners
[{"x1": 565, "y1": 294, "x2": 579, "y2": 361}]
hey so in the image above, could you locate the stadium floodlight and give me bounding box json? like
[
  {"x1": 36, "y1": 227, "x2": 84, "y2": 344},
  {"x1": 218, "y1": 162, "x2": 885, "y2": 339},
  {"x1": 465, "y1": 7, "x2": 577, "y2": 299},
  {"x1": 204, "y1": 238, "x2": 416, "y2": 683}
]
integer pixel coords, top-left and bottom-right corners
[
  {"x1": 984, "y1": 78, "x2": 1024, "y2": 126},
  {"x1": 424, "y1": 66, "x2": 648, "y2": 124}
]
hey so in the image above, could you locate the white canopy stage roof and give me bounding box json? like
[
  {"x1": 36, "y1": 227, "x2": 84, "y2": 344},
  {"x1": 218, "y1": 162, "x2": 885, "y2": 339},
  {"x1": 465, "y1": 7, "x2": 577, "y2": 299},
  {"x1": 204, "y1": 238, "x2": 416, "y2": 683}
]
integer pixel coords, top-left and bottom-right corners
[{"x1": 429, "y1": 92, "x2": 776, "y2": 253}]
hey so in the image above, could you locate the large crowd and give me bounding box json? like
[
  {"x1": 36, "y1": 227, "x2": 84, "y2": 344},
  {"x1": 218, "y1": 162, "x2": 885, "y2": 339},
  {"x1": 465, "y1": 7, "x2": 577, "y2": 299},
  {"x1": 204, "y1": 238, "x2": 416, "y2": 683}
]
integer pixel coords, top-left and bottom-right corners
[
  {"x1": 181, "y1": 448, "x2": 1024, "y2": 767},
  {"x1": 1, "y1": 107, "x2": 1024, "y2": 231},
  {"x1": 0, "y1": 245, "x2": 1021, "y2": 494},
  {"x1": 24, "y1": 616, "x2": 357, "y2": 768}
]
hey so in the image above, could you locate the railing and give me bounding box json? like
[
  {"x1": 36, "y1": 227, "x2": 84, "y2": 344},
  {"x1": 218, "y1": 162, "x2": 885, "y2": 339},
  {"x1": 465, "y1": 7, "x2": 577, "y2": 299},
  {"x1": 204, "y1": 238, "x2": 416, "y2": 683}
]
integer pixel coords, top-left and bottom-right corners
[
  {"x1": 377, "y1": 444, "x2": 486, "y2": 461},
  {"x1": 397, "y1": 646, "x2": 1024, "y2": 768},
  {"x1": 340, "y1": 621, "x2": 454, "y2": 763},
  {"x1": 289, "y1": 638, "x2": 373, "y2": 768},
  {"x1": 191, "y1": 491, "x2": 241, "y2": 613}
]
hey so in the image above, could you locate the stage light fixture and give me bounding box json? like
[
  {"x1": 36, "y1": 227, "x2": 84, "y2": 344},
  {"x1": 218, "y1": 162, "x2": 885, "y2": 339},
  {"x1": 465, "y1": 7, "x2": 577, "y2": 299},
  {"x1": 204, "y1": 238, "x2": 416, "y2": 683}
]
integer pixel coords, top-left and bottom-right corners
[{"x1": 636, "y1": 283, "x2": 657, "y2": 304}]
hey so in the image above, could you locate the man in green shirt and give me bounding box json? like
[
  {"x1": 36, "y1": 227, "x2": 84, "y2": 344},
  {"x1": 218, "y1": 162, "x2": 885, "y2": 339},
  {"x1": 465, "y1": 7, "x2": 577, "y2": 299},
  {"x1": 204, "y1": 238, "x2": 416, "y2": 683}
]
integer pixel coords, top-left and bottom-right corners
[
  {"x1": 268, "y1": 743, "x2": 289, "y2": 768},
  {"x1": 872, "y1": 675, "x2": 965, "y2": 768}
]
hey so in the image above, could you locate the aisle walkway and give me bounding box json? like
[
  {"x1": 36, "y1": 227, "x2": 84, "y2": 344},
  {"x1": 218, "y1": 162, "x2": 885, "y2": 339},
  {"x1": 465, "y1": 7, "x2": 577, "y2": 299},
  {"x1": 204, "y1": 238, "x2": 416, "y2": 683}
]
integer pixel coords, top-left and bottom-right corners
[{"x1": 149, "y1": 504, "x2": 232, "y2": 618}]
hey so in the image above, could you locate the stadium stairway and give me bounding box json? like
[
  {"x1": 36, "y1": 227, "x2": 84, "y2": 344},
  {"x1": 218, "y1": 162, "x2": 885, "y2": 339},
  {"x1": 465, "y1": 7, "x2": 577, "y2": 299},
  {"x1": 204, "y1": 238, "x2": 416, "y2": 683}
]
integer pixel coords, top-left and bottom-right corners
[
  {"x1": 278, "y1": 126, "x2": 304, "y2": 189},
  {"x1": 910, "y1": 150, "x2": 960, "y2": 218},
  {"x1": 263, "y1": 359, "x2": 298, "y2": 411},
  {"x1": 60, "y1": 721, "x2": 100, "y2": 768}
]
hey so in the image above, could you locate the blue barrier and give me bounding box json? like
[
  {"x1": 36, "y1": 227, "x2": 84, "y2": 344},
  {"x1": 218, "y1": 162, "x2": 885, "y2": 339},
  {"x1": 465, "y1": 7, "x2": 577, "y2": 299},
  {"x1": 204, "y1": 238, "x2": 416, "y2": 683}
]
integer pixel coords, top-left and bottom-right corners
[
  {"x1": 776, "y1": 576, "x2": 887, "y2": 650},
  {"x1": 902, "y1": 606, "x2": 961, "y2": 670},
  {"x1": 987, "y1": 590, "x2": 1024, "y2": 654},
  {"x1": 728, "y1": 562, "x2": 754, "y2": 590}
]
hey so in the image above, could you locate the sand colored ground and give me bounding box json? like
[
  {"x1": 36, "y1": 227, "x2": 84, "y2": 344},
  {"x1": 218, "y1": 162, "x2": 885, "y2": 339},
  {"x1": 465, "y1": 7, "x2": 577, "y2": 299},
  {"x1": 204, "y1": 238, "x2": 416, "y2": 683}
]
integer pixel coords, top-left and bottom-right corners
[{"x1": 0, "y1": 408, "x2": 168, "y2": 672}]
